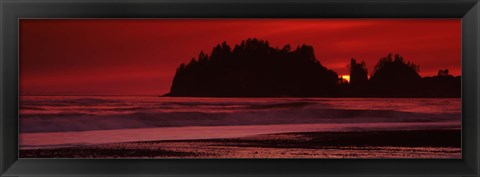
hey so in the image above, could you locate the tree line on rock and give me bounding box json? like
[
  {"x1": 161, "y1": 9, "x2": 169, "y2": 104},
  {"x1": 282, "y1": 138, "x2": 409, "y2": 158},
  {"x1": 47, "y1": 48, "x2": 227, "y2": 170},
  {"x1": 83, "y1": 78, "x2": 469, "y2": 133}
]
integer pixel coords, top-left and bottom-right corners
[
  {"x1": 165, "y1": 38, "x2": 460, "y2": 98},
  {"x1": 345, "y1": 54, "x2": 460, "y2": 97}
]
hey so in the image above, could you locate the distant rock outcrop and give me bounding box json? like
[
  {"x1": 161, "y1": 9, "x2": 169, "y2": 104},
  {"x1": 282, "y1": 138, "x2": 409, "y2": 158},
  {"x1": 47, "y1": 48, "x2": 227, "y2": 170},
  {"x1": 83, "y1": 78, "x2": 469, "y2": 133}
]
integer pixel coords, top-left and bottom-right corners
[
  {"x1": 164, "y1": 39, "x2": 460, "y2": 98},
  {"x1": 368, "y1": 54, "x2": 422, "y2": 97},
  {"x1": 167, "y1": 38, "x2": 338, "y2": 97},
  {"x1": 349, "y1": 58, "x2": 369, "y2": 96},
  {"x1": 421, "y1": 70, "x2": 461, "y2": 98}
]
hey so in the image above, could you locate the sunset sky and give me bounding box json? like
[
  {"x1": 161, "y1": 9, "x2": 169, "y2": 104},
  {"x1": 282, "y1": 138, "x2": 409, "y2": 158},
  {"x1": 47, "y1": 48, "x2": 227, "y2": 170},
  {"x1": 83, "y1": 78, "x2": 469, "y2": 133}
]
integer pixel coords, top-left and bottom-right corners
[{"x1": 20, "y1": 19, "x2": 461, "y2": 96}]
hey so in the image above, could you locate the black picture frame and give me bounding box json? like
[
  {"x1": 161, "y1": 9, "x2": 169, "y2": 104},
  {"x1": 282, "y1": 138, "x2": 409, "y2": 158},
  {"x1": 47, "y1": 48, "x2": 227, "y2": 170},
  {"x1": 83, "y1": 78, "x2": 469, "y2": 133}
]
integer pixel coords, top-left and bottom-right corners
[{"x1": 1, "y1": 0, "x2": 479, "y2": 176}]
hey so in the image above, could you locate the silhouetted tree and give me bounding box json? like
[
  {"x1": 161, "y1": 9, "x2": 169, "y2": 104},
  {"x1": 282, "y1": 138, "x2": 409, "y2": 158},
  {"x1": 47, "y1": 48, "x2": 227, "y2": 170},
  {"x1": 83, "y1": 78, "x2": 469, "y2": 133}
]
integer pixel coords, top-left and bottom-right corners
[
  {"x1": 438, "y1": 69, "x2": 450, "y2": 77},
  {"x1": 349, "y1": 58, "x2": 369, "y2": 96},
  {"x1": 368, "y1": 53, "x2": 422, "y2": 97},
  {"x1": 373, "y1": 53, "x2": 419, "y2": 75},
  {"x1": 168, "y1": 38, "x2": 338, "y2": 97},
  {"x1": 165, "y1": 42, "x2": 460, "y2": 98}
]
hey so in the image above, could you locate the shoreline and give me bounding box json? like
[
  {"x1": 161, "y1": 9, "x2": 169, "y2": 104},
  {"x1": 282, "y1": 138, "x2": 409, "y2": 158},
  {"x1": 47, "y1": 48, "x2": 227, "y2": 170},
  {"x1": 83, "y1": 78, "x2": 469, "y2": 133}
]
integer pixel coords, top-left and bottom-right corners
[
  {"x1": 20, "y1": 129, "x2": 461, "y2": 159},
  {"x1": 20, "y1": 122, "x2": 460, "y2": 149}
]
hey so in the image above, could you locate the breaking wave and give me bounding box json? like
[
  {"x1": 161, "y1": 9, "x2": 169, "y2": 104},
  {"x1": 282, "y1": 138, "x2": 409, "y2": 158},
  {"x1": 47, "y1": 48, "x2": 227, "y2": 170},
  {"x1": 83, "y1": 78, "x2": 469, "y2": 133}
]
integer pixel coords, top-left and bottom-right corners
[{"x1": 19, "y1": 96, "x2": 461, "y2": 133}]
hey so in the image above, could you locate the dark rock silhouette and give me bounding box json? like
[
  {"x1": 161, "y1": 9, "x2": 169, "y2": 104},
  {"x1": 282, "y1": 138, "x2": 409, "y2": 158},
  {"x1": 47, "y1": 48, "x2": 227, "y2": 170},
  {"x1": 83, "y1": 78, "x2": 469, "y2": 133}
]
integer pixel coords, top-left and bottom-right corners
[
  {"x1": 349, "y1": 58, "x2": 369, "y2": 97},
  {"x1": 421, "y1": 70, "x2": 461, "y2": 98},
  {"x1": 167, "y1": 38, "x2": 338, "y2": 97},
  {"x1": 367, "y1": 53, "x2": 422, "y2": 97},
  {"x1": 165, "y1": 39, "x2": 460, "y2": 98}
]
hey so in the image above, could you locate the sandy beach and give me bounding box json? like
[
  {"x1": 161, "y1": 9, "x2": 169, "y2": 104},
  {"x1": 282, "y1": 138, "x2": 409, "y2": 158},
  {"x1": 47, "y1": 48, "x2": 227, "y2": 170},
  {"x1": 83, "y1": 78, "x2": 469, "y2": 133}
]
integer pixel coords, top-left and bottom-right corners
[{"x1": 20, "y1": 129, "x2": 460, "y2": 158}]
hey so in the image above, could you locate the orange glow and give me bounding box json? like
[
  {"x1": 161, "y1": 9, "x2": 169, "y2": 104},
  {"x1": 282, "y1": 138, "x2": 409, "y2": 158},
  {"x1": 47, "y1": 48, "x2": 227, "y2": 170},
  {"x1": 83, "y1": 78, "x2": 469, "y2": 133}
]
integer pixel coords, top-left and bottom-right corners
[{"x1": 341, "y1": 75, "x2": 350, "y2": 83}]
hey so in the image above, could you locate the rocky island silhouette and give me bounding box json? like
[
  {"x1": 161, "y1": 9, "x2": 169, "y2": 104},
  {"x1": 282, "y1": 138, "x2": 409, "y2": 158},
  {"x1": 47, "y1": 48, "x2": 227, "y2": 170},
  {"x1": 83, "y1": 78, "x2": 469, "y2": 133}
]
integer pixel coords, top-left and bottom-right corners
[{"x1": 165, "y1": 38, "x2": 460, "y2": 98}]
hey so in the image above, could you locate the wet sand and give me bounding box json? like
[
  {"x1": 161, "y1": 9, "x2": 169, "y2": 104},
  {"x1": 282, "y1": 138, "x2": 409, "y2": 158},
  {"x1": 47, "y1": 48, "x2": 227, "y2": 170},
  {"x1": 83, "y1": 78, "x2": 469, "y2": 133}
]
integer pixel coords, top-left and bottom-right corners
[{"x1": 20, "y1": 129, "x2": 461, "y2": 158}]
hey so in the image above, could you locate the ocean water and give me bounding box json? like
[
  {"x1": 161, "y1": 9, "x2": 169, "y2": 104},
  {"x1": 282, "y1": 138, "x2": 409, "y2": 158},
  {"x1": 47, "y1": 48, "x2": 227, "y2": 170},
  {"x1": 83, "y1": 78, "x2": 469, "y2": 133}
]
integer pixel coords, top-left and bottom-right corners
[{"x1": 19, "y1": 96, "x2": 461, "y2": 149}]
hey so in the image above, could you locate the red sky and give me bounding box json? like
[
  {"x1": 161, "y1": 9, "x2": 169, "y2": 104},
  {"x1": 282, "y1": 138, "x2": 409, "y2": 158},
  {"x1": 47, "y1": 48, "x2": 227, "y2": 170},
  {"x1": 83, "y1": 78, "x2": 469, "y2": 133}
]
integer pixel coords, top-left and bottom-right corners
[{"x1": 20, "y1": 19, "x2": 461, "y2": 96}]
